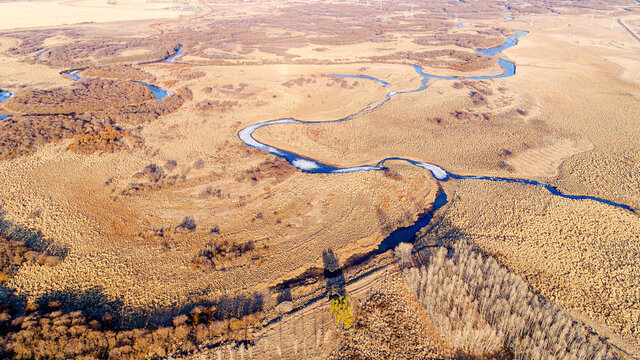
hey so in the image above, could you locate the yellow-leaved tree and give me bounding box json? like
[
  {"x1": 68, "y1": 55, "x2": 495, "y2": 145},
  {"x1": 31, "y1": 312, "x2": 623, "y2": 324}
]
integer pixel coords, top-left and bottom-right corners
[{"x1": 330, "y1": 296, "x2": 353, "y2": 329}]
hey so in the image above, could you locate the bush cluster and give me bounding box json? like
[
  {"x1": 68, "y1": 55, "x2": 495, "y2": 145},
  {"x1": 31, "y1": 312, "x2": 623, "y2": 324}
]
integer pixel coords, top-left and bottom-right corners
[
  {"x1": 0, "y1": 300, "x2": 264, "y2": 360},
  {"x1": 370, "y1": 49, "x2": 496, "y2": 72},
  {"x1": 0, "y1": 214, "x2": 66, "y2": 280},
  {"x1": 195, "y1": 100, "x2": 239, "y2": 113},
  {"x1": 329, "y1": 296, "x2": 353, "y2": 330},
  {"x1": 81, "y1": 65, "x2": 154, "y2": 82},
  {"x1": 233, "y1": 159, "x2": 295, "y2": 184},
  {"x1": 3, "y1": 80, "x2": 153, "y2": 115},
  {"x1": 67, "y1": 125, "x2": 135, "y2": 154},
  {"x1": 193, "y1": 240, "x2": 265, "y2": 271},
  {"x1": 0, "y1": 84, "x2": 189, "y2": 160},
  {"x1": 414, "y1": 31, "x2": 505, "y2": 49},
  {"x1": 0, "y1": 240, "x2": 61, "y2": 283}
]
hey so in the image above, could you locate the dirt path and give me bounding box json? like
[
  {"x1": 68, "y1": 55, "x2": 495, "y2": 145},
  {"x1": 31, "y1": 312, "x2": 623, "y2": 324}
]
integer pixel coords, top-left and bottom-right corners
[{"x1": 618, "y1": 17, "x2": 640, "y2": 44}]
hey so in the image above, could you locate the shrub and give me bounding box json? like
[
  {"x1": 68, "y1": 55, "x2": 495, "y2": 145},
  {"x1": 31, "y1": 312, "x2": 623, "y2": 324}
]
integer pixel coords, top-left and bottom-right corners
[
  {"x1": 192, "y1": 240, "x2": 263, "y2": 271},
  {"x1": 177, "y1": 216, "x2": 196, "y2": 232},
  {"x1": 164, "y1": 160, "x2": 177, "y2": 171}
]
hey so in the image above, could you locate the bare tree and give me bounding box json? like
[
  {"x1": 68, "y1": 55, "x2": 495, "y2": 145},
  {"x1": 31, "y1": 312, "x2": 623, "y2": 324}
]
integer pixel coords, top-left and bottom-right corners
[
  {"x1": 405, "y1": 243, "x2": 616, "y2": 359},
  {"x1": 394, "y1": 242, "x2": 413, "y2": 267}
]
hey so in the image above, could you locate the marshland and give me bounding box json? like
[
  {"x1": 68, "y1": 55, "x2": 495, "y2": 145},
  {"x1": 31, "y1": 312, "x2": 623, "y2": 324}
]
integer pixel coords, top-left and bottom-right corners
[{"x1": 0, "y1": 0, "x2": 639, "y2": 359}]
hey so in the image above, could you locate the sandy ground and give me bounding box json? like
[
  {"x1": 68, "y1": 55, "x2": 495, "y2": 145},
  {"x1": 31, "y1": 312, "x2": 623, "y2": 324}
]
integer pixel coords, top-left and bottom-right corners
[{"x1": 0, "y1": 0, "x2": 196, "y2": 31}]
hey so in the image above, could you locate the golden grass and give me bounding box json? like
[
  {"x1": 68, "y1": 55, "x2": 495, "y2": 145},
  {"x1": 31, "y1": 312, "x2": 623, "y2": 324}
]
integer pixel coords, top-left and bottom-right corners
[{"x1": 0, "y1": 1, "x2": 638, "y2": 358}]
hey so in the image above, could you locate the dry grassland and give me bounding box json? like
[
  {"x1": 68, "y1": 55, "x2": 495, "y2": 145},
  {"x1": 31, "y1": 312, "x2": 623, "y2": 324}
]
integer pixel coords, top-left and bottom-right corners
[
  {"x1": 0, "y1": 142, "x2": 437, "y2": 323},
  {"x1": 0, "y1": 0, "x2": 638, "y2": 358},
  {"x1": 421, "y1": 179, "x2": 640, "y2": 354},
  {"x1": 257, "y1": 15, "x2": 640, "y2": 210}
]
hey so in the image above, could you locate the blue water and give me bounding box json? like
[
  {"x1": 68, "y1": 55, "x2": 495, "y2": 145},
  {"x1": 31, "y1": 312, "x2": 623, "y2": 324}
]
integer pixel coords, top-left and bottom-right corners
[
  {"x1": 467, "y1": 59, "x2": 515, "y2": 79},
  {"x1": 37, "y1": 50, "x2": 49, "y2": 58},
  {"x1": 327, "y1": 74, "x2": 391, "y2": 87},
  {"x1": 62, "y1": 68, "x2": 171, "y2": 99},
  {"x1": 134, "y1": 81, "x2": 171, "y2": 99},
  {"x1": 0, "y1": 90, "x2": 15, "y2": 120},
  {"x1": 237, "y1": 30, "x2": 636, "y2": 213},
  {"x1": 504, "y1": 14, "x2": 513, "y2": 20},
  {"x1": 163, "y1": 45, "x2": 183, "y2": 63},
  {"x1": 375, "y1": 191, "x2": 448, "y2": 253},
  {"x1": 0, "y1": 90, "x2": 15, "y2": 104},
  {"x1": 413, "y1": 65, "x2": 457, "y2": 80},
  {"x1": 446, "y1": 173, "x2": 636, "y2": 212},
  {"x1": 475, "y1": 31, "x2": 527, "y2": 56},
  {"x1": 208, "y1": 52, "x2": 239, "y2": 58},
  {"x1": 68, "y1": 69, "x2": 82, "y2": 81}
]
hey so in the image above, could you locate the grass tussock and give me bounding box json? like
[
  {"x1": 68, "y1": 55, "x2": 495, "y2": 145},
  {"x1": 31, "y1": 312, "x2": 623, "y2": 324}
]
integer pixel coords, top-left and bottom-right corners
[{"x1": 405, "y1": 244, "x2": 617, "y2": 359}]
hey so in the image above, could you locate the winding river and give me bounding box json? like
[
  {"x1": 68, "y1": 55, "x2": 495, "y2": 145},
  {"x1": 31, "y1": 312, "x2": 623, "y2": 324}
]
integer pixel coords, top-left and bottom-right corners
[
  {"x1": 208, "y1": 52, "x2": 239, "y2": 58},
  {"x1": 6, "y1": 30, "x2": 635, "y2": 253},
  {"x1": 63, "y1": 69, "x2": 171, "y2": 99},
  {"x1": 0, "y1": 90, "x2": 14, "y2": 104},
  {"x1": 163, "y1": 45, "x2": 183, "y2": 63},
  {"x1": 237, "y1": 28, "x2": 638, "y2": 242}
]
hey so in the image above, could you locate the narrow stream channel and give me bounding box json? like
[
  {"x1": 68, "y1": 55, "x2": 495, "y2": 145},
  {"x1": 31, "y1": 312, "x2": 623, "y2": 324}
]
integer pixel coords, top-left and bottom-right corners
[
  {"x1": 62, "y1": 69, "x2": 171, "y2": 99},
  {"x1": 0, "y1": 90, "x2": 16, "y2": 120},
  {"x1": 237, "y1": 29, "x2": 636, "y2": 252}
]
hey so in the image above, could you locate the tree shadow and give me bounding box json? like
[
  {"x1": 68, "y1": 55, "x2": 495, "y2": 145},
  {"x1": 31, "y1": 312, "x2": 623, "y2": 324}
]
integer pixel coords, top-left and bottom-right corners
[
  {"x1": 323, "y1": 248, "x2": 345, "y2": 298},
  {"x1": 212, "y1": 292, "x2": 264, "y2": 321},
  {"x1": 410, "y1": 218, "x2": 464, "y2": 267},
  {"x1": 35, "y1": 286, "x2": 125, "y2": 321},
  {"x1": 276, "y1": 288, "x2": 292, "y2": 303},
  {"x1": 0, "y1": 209, "x2": 69, "y2": 258},
  {"x1": 128, "y1": 288, "x2": 265, "y2": 329}
]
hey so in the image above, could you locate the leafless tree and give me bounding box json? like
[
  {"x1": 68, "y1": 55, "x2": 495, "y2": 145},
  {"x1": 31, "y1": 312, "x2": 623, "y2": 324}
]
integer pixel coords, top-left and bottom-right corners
[
  {"x1": 405, "y1": 243, "x2": 616, "y2": 359},
  {"x1": 394, "y1": 242, "x2": 413, "y2": 267}
]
